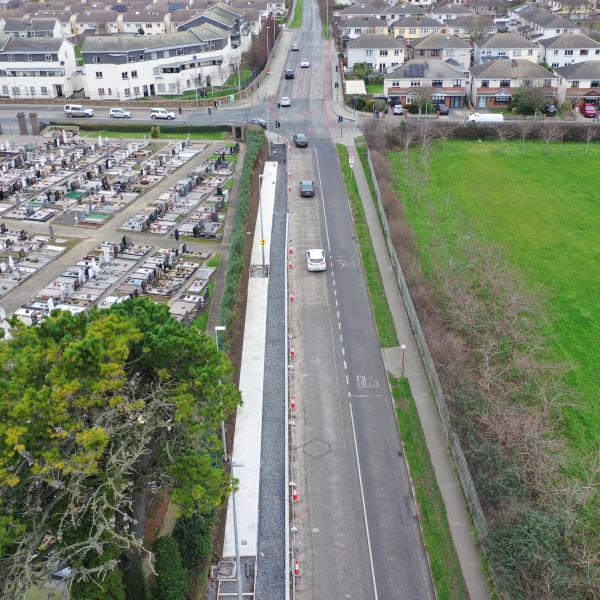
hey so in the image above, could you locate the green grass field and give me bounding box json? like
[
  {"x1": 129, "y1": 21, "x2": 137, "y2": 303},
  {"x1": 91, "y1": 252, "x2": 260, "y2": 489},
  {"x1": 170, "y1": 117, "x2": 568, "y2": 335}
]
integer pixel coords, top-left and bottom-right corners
[
  {"x1": 390, "y1": 140, "x2": 600, "y2": 458},
  {"x1": 366, "y1": 82, "x2": 384, "y2": 94},
  {"x1": 80, "y1": 129, "x2": 228, "y2": 140},
  {"x1": 290, "y1": 0, "x2": 303, "y2": 28}
]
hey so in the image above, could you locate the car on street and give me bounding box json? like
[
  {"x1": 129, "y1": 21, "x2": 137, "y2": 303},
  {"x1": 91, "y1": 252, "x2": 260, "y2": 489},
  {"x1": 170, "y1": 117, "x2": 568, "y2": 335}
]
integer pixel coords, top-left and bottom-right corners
[
  {"x1": 435, "y1": 103, "x2": 450, "y2": 116},
  {"x1": 300, "y1": 59, "x2": 310, "y2": 68},
  {"x1": 150, "y1": 107, "x2": 175, "y2": 120},
  {"x1": 109, "y1": 107, "x2": 131, "y2": 119},
  {"x1": 545, "y1": 104, "x2": 558, "y2": 117},
  {"x1": 64, "y1": 104, "x2": 94, "y2": 118},
  {"x1": 581, "y1": 103, "x2": 598, "y2": 118},
  {"x1": 291, "y1": 43, "x2": 300, "y2": 51},
  {"x1": 284, "y1": 69, "x2": 295, "y2": 79},
  {"x1": 247, "y1": 117, "x2": 267, "y2": 128},
  {"x1": 293, "y1": 133, "x2": 308, "y2": 147},
  {"x1": 392, "y1": 104, "x2": 404, "y2": 115},
  {"x1": 299, "y1": 180, "x2": 315, "y2": 197},
  {"x1": 280, "y1": 96, "x2": 291, "y2": 107},
  {"x1": 306, "y1": 248, "x2": 326, "y2": 272}
]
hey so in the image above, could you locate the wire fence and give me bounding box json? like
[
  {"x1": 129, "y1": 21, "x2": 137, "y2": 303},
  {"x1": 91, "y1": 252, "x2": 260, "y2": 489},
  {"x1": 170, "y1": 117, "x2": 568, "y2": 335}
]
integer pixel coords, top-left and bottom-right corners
[{"x1": 365, "y1": 147, "x2": 488, "y2": 539}]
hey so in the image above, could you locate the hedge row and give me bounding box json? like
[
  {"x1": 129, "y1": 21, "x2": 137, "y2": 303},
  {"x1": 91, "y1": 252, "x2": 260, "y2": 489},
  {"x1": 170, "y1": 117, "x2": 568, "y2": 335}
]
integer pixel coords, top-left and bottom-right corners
[
  {"x1": 219, "y1": 129, "x2": 265, "y2": 333},
  {"x1": 154, "y1": 536, "x2": 187, "y2": 600},
  {"x1": 43, "y1": 120, "x2": 230, "y2": 135}
]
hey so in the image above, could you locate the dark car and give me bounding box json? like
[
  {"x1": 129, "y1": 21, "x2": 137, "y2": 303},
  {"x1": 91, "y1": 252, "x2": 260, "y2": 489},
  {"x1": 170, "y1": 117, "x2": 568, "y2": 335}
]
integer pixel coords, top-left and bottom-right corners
[
  {"x1": 293, "y1": 133, "x2": 308, "y2": 147},
  {"x1": 284, "y1": 69, "x2": 295, "y2": 79},
  {"x1": 299, "y1": 180, "x2": 315, "y2": 197},
  {"x1": 247, "y1": 117, "x2": 267, "y2": 128},
  {"x1": 545, "y1": 104, "x2": 558, "y2": 117},
  {"x1": 436, "y1": 103, "x2": 450, "y2": 116}
]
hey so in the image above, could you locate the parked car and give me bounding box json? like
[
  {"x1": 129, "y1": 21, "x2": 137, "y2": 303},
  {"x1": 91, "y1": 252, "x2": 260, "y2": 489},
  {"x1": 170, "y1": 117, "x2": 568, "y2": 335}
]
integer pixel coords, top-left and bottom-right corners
[
  {"x1": 247, "y1": 117, "x2": 267, "y2": 128},
  {"x1": 300, "y1": 59, "x2": 310, "y2": 68},
  {"x1": 280, "y1": 97, "x2": 291, "y2": 107},
  {"x1": 392, "y1": 104, "x2": 404, "y2": 115},
  {"x1": 436, "y1": 104, "x2": 449, "y2": 116},
  {"x1": 466, "y1": 112, "x2": 504, "y2": 123},
  {"x1": 299, "y1": 180, "x2": 315, "y2": 197},
  {"x1": 284, "y1": 69, "x2": 295, "y2": 79},
  {"x1": 150, "y1": 107, "x2": 175, "y2": 120},
  {"x1": 580, "y1": 103, "x2": 598, "y2": 118},
  {"x1": 64, "y1": 104, "x2": 94, "y2": 118},
  {"x1": 291, "y1": 43, "x2": 300, "y2": 51},
  {"x1": 293, "y1": 133, "x2": 308, "y2": 147},
  {"x1": 545, "y1": 104, "x2": 558, "y2": 117},
  {"x1": 306, "y1": 248, "x2": 326, "y2": 272},
  {"x1": 109, "y1": 107, "x2": 131, "y2": 119}
]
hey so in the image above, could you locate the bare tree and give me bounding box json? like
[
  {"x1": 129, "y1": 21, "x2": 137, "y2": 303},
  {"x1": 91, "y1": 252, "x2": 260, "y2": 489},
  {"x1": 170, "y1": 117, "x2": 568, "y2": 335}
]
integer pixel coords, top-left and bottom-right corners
[
  {"x1": 581, "y1": 124, "x2": 598, "y2": 151},
  {"x1": 538, "y1": 120, "x2": 568, "y2": 145}
]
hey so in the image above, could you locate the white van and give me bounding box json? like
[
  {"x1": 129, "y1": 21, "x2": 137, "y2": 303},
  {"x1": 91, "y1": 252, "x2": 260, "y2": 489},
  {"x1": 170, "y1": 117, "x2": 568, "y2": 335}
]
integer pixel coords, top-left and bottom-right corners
[
  {"x1": 150, "y1": 107, "x2": 175, "y2": 120},
  {"x1": 466, "y1": 112, "x2": 504, "y2": 124}
]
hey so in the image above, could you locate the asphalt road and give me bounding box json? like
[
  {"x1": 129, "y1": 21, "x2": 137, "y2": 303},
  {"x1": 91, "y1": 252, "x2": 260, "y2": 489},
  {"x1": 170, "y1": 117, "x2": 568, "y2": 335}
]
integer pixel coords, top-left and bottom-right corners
[{"x1": 284, "y1": 1, "x2": 435, "y2": 599}]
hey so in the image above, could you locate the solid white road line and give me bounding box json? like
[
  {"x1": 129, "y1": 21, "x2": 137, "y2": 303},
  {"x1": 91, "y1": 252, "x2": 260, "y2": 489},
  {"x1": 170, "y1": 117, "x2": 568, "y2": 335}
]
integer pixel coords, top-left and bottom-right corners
[
  {"x1": 349, "y1": 403, "x2": 380, "y2": 600},
  {"x1": 314, "y1": 147, "x2": 332, "y2": 254}
]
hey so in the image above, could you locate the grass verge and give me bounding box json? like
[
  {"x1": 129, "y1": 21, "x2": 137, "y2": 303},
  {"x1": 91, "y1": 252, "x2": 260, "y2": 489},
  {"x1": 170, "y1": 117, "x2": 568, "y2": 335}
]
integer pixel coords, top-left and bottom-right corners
[
  {"x1": 290, "y1": 0, "x2": 303, "y2": 28},
  {"x1": 389, "y1": 376, "x2": 469, "y2": 599},
  {"x1": 80, "y1": 128, "x2": 228, "y2": 140},
  {"x1": 366, "y1": 82, "x2": 384, "y2": 94},
  {"x1": 336, "y1": 144, "x2": 398, "y2": 347}
]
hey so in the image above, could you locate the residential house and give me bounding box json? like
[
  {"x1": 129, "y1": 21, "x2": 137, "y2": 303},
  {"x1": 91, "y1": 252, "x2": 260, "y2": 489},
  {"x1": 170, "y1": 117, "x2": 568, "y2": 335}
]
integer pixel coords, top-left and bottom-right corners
[
  {"x1": 0, "y1": 17, "x2": 65, "y2": 38},
  {"x1": 469, "y1": 58, "x2": 557, "y2": 108},
  {"x1": 121, "y1": 10, "x2": 169, "y2": 35},
  {"x1": 383, "y1": 4, "x2": 426, "y2": 25},
  {"x1": 29, "y1": 10, "x2": 76, "y2": 36},
  {"x1": 474, "y1": 32, "x2": 540, "y2": 63},
  {"x1": 467, "y1": 0, "x2": 510, "y2": 16},
  {"x1": 539, "y1": 33, "x2": 600, "y2": 68},
  {"x1": 0, "y1": 35, "x2": 78, "y2": 98},
  {"x1": 391, "y1": 15, "x2": 445, "y2": 42},
  {"x1": 544, "y1": 0, "x2": 591, "y2": 21},
  {"x1": 337, "y1": 4, "x2": 385, "y2": 20},
  {"x1": 403, "y1": 0, "x2": 436, "y2": 9},
  {"x1": 346, "y1": 34, "x2": 405, "y2": 71},
  {"x1": 444, "y1": 14, "x2": 495, "y2": 39},
  {"x1": 508, "y1": 5, "x2": 579, "y2": 40},
  {"x1": 384, "y1": 58, "x2": 467, "y2": 107},
  {"x1": 340, "y1": 16, "x2": 389, "y2": 40},
  {"x1": 431, "y1": 4, "x2": 474, "y2": 21},
  {"x1": 555, "y1": 60, "x2": 600, "y2": 104},
  {"x1": 73, "y1": 10, "x2": 121, "y2": 35},
  {"x1": 82, "y1": 25, "x2": 232, "y2": 100},
  {"x1": 411, "y1": 33, "x2": 472, "y2": 71},
  {"x1": 169, "y1": 9, "x2": 204, "y2": 30}
]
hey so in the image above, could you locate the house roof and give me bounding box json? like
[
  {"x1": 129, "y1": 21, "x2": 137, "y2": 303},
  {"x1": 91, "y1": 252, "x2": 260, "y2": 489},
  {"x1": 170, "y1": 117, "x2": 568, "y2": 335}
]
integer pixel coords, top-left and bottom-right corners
[
  {"x1": 347, "y1": 33, "x2": 404, "y2": 48},
  {"x1": 538, "y1": 32, "x2": 600, "y2": 49},
  {"x1": 2, "y1": 17, "x2": 59, "y2": 31},
  {"x1": 555, "y1": 60, "x2": 600, "y2": 79},
  {"x1": 75, "y1": 10, "x2": 120, "y2": 22},
  {"x1": 432, "y1": 4, "x2": 473, "y2": 14},
  {"x1": 470, "y1": 58, "x2": 557, "y2": 78},
  {"x1": 342, "y1": 16, "x2": 388, "y2": 27},
  {"x1": 122, "y1": 10, "x2": 166, "y2": 21},
  {"x1": 392, "y1": 15, "x2": 444, "y2": 28},
  {"x1": 338, "y1": 4, "x2": 383, "y2": 16},
  {"x1": 169, "y1": 8, "x2": 203, "y2": 23},
  {"x1": 476, "y1": 32, "x2": 538, "y2": 49},
  {"x1": 0, "y1": 36, "x2": 66, "y2": 52},
  {"x1": 514, "y1": 6, "x2": 573, "y2": 29},
  {"x1": 386, "y1": 58, "x2": 465, "y2": 79},
  {"x1": 385, "y1": 5, "x2": 426, "y2": 15},
  {"x1": 412, "y1": 33, "x2": 471, "y2": 49}
]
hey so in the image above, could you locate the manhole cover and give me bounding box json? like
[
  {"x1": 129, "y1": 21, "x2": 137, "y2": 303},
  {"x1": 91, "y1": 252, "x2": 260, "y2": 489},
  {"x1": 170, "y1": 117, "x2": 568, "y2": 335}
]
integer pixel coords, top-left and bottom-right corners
[{"x1": 300, "y1": 438, "x2": 331, "y2": 459}]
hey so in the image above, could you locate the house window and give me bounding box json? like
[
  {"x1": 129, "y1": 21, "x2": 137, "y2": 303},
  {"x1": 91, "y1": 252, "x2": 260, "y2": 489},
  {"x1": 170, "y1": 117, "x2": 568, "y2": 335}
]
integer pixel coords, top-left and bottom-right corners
[
  {"x1": 164, "y1": 50, "x2": 169, "y2": 58},
  {"x1": 453, "y1": 79, "x2": 462, "y2": 87},
  {"x1": 481, "y1": 79, "x2": 489, "y2": 87},
  {"x1": 453, "y1": 28, "x2": 460, "y2": 34},
  {"x1": 422, "y1": 27, "x2": 429, "y2": 33},
  {"x1": 2, "y1": 85, "x2": 9, "y2": 95},
  {"x1": 26, "y1": 54, "x2": 32, "y2": 61},
  {"x1": 145, "y1": 23, "x2": 153, "y2": 28},
  {"x1": 432, "y1": 79, "x2": 443, "y2": 87},
  {"x1": 131, "y1": 70, "x2": 138, "y2": 78},
  {"x1": 379, "y1": 49, "x2": 388, "y2": 56},
  {"x1": 168, "y1": 83, "x2": 176, "y2": 91},
  {"x1": 122, "y1": 72, "x2": 129, "y2": 79},
  {"x1": 410, "y1": 80, "x2": 421, "y2": 87},
  {"x1": 176, "y1": 49, "x2": 184, "y2": 56},
  {"x1": 129, "y1": 56, "x2": 135, "y2": 62},
  {"x1": 7, "y1": 54, "x2": 14, "y2": 61},
  {"x1": 446, "y1": 48, "x2": 454, "y2": 56},
  {"x1": 523, "y1": 79, "x2": 532, "y2": 87},
  {"x1": 12, "y1": 87, "x2": 20, "y2": 96},
  {"x1": 495, "y1": 95, "x2": 510, "y2": 104},
  {"x1": 124, "y1": 88, "x2": 131, "y2": 97},
  {"x1": 134, "y1": 86, "x2": 140, "y2": 95},
  {"x1": 419, "y1": 49, "x2": 425, "y2": 56},
  {"x1": 139, "y1": 54, "x2": 144, "y2": 61},
  {"x1": 553, "y1": 50, "x2": 559, "y2": 55},
  {"x1": 28, "y1": 86, "x2": 35, "y2": 95},
  {"x1": 513, "y1": 49, "x2": 521, "y2": 56},
  {"x1": 96, "y1": 71, "x2": 103, "y2": 78},
  {"x1": 394, "y1": 49, "x2": 400, "y2": 56},
  {"x1": 565, "y1": 49, "x2": 573, "y2": 56},
  {"x1": 366, "y1": 49, "x2": 373, "y2": 56},
  {"x1": 591, "y1": 80, "x2": 600, "y2": 88},
  {"x1": 543, "y1": 79, "x2": 552, "y2": 87},
  {"x1": 409, "y1": 27, "x2": 416, "y2": 34},
  {"x1": 392, "y1": 80, "x2": 400, "y2": 86},
  {"x1": 107, "y1": 88, "x2": 112, "y2": 95},
  {"x1": 571, "y1": 81, "x2": 579, "y2": 87},
  {"x1": 596, "y1": 50, "x2": 600, "y2": 55},
  {"x1": 157, "y1": 83, "x2": 166, "y2": 92},
  {"x1": 98, "y1": 87, "x2": 105, "y2": 95},
  {"x1": 151, "y1": 52, "x2": 158, "y2": 59},
  {"x1": 580, "y1": 49, "x2": 588, "y2": 56},
  {"x1": 93, "y1": 56, "x2": 100, "y2": 63},
  {"x1": 552, "y1": 62, "x2": 559, "y2": 68},
  {"x1": 431, "y1": 49, "x2": 440, "y2": 57},
  {"x1": 40, "y1": 86, "x2": 48, "y2": 95},
  {"x1": 528, "y1": 49, "x2": 533, "y2": 55},
  {"x1": 45, "y1": 54, "x2": 53, "y2": 61},
  {"x1": 153, "y1": 67, "x2": 160, "y2": 76},
  {"x1": 354, "y1": 28, "x2": 361, "y2": 34}
]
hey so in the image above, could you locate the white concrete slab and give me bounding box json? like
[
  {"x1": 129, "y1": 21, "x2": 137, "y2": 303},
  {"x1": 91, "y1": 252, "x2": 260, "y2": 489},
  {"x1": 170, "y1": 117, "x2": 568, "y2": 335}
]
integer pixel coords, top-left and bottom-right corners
[{"x1": 251, "y1": 161, "x2": 278, "y2": 267}]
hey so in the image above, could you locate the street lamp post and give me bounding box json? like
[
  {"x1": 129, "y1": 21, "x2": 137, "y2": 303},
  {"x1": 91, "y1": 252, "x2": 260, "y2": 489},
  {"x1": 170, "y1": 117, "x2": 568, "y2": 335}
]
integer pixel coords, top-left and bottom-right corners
[
  {"x1": 214, "y1": 325, "x2": 228, "y2": 461},
  {"x1": 400, "y1": 343, "x2": 407, "y2": 378}
]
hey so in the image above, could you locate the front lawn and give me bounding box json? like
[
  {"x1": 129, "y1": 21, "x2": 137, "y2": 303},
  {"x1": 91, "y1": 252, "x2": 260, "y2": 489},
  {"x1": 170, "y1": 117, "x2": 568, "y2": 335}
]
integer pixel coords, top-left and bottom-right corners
[{"x1": 366, "y1": 82, "x2": 384, "y2": 94}]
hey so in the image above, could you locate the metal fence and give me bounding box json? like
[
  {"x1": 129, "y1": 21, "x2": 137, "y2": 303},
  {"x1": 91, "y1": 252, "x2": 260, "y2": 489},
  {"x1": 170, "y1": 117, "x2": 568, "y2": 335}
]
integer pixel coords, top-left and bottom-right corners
[{"x1": 365, "y1": 148, "x2": 488, "y2": 539}]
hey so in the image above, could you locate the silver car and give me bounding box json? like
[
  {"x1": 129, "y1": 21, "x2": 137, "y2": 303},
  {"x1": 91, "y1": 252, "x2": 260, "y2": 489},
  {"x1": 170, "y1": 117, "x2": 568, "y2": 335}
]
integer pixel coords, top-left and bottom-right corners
[{"x1": 306, "y1": 249, "x2": 326, "y2": 272}]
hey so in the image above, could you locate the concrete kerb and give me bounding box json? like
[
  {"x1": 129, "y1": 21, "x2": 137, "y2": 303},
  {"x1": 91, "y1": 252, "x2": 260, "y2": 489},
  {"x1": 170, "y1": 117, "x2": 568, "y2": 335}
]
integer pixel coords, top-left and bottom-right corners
[{"x1": 348, "y1": 142, "x2": 491, "y2": 600}]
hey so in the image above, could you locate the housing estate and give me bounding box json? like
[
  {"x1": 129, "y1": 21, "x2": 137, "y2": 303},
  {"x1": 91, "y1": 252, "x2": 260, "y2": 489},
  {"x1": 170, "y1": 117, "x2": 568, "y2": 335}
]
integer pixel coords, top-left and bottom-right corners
[
  {"x1": 555, "y1": 61, "x2": 600, "y2": 104},
  {"x1": 539, "y1": 33, "x2": 600, "y2": 68},
  {"x1": 347, "y1": 34, "x2": 405, "y2": 71},
  {"x1": 474, "y1": 32, "x2": 540, "y2": 64}
]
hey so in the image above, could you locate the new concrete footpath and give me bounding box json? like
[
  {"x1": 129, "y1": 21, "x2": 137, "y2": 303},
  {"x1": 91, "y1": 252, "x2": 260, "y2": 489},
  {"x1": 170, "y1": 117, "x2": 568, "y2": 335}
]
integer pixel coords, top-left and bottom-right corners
[{"x1": 348, "y1": 143, "x2": 490, "y2": 600}]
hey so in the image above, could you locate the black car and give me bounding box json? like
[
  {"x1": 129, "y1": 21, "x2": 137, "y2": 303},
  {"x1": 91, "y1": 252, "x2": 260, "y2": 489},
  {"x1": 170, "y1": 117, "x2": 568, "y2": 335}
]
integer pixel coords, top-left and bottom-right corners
[
  {"x1": 299, "y1": 180, "x2": 315, "y2": 197},
  {"x1": 545, "y1": 104, "x2": 558, "y2": 117},
  {"x1": 247, "y1": 118, "x2": 267, "y2": 129},
  {"x1": 284, "y1": 69, "x2": 295, "y2": 79},
  {"x1": 293, "y1": 133, "x2": 308, "y2": 147},
  {"x1": 436, "y1": 103, "x2": 450, "y2": 116}
]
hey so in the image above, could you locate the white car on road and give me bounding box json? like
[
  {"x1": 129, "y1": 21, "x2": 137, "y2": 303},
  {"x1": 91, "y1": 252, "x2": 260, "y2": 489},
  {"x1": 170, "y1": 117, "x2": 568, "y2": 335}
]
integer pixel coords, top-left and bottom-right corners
[
  {"x1": 150, "y1": 107, "x2": 175, "y2": 120},
  {"x1": 280, "y1": 96, "x2": 291, "y2": 107},
  {"x1": 64, "y1": 104, "x2": 94, "y2": 118},
  {"x1": 300, "y1": 59, "x2": 310, "y2": 68},
  {"x1": 291, "y1": 43, "x2": 300, "y2": 51},
  {"x1": 306, "y1": 249, "x2": 326, "y2": 272},
  {"x1": 109, "y1": 107, "x2": 131, "y2": 119}
]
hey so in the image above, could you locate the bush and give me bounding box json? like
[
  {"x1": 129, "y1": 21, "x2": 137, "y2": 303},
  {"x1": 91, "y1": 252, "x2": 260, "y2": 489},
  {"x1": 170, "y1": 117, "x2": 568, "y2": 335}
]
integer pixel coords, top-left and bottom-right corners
[
  {"x1": 173, "y1": 512, "x2": 213, "y2": 572},
  {"x1": 154, "y1": 536, "x2": 187, "y2": 600},
  {"x1": 512, "y1": 86, "x2": 547, "y2": 115},
  {"x1": 43, "y1": 121, "x2": 230, "y2": 135},
  {"x1": 150, "y1": 125, "x2": 161, "y2": 139},
  {"x1": 71, "y1": 568, "x2": 126, "y2": 600},
  {"x1": 349, "y1": 96, "x2": 367, "y2": 111}
]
